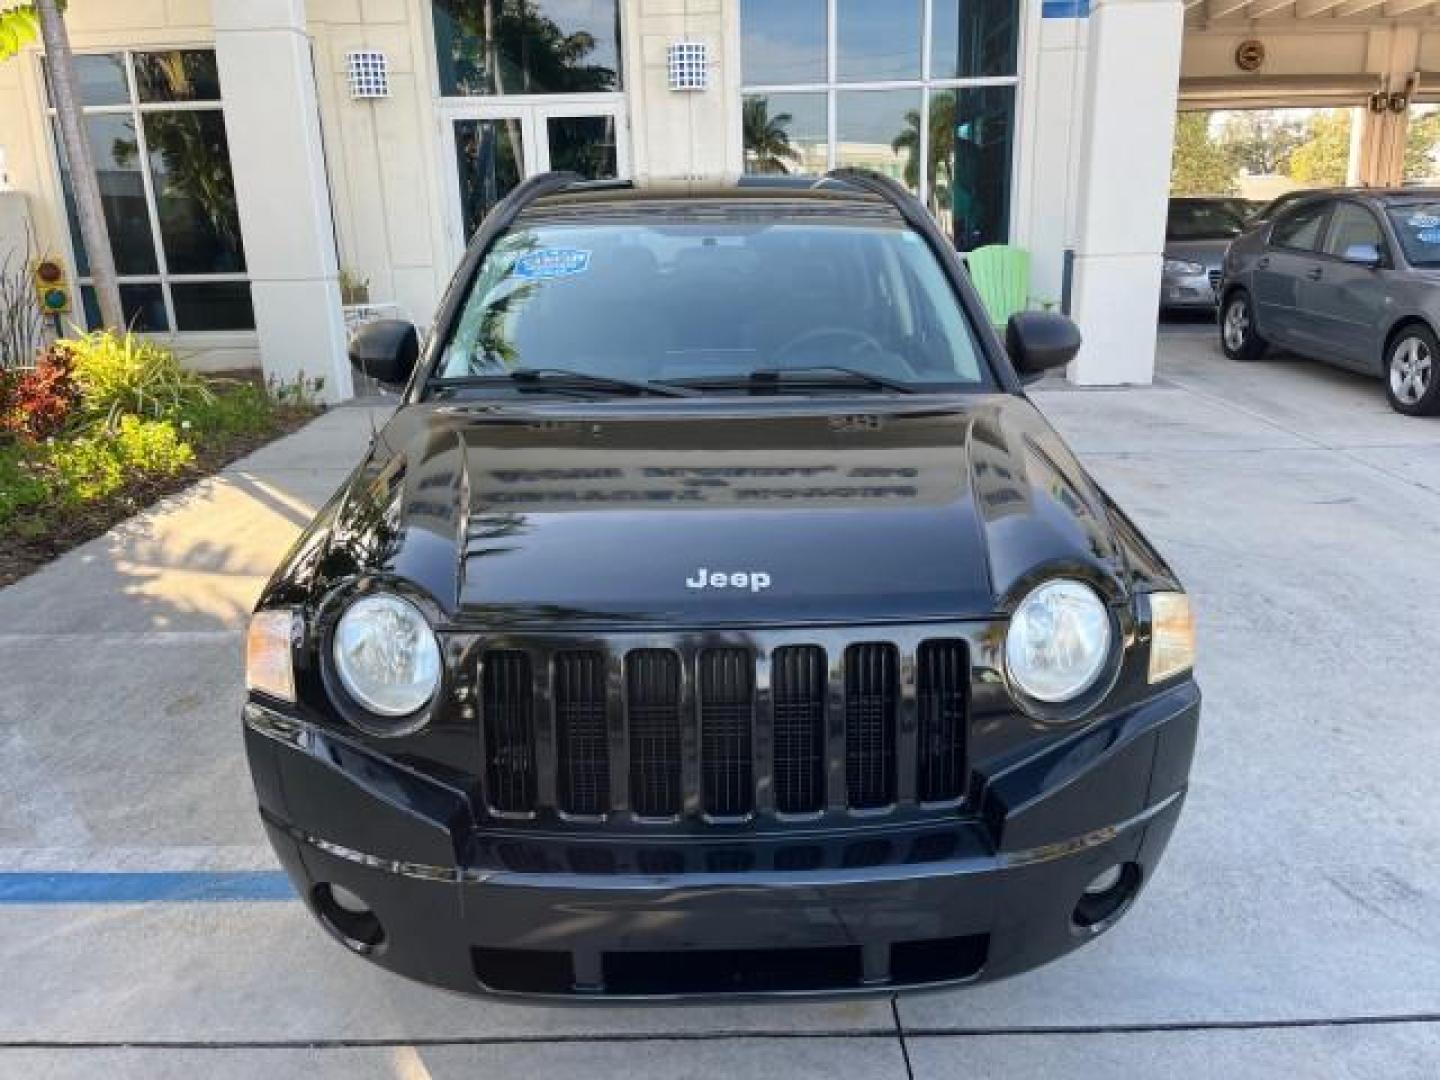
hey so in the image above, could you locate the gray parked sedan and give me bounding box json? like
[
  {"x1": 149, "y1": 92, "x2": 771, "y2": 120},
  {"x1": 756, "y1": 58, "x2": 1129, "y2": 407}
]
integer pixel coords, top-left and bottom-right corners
[
  {"x1": 1219, "y1": 189, "x2": 1440, "y2": 416},
  {"x1": 1162, "y1": 197, "x2": 1252, "y2": 311}
]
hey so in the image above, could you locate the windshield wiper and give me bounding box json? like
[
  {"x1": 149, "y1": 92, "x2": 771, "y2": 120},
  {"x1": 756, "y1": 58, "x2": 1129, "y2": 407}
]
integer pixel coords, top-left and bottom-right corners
[
  {"x1": 432, "y1": 367, "x2": 698, "y2": 398},
  {"x1": 682, "y1": 366, "x2": 918, "y2": 395}
]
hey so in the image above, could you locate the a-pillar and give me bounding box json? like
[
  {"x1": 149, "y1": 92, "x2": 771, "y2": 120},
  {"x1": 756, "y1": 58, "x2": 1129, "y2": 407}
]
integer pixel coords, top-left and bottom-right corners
[
  {"x1": 214, "y1": 0, "x2": 353, "y2": 401},
  {"x1": 1066, "y1": 0, "x2": 1185, "y2": 386}
]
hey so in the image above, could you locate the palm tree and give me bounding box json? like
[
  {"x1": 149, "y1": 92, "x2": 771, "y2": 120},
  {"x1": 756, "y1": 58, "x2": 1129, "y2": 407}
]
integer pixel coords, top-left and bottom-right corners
[
  {"x1": 892, "y1": 93, "x2": 957, "y2": 207},
  {"x1": 743, "y1": 98, "x2": 799, "y2": 176},
  {"x1": 1, "y1": 1, "x2": 123, "y2": 328}
]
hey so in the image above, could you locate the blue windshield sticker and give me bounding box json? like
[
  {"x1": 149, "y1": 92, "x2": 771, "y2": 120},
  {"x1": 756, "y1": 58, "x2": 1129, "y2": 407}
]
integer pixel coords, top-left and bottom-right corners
[
  {"x1": 1417, "y1": 229, "x2": 1440, "y2": 244},
  {"x1": 1408, "y1": 214, "x2": 1440, "y2": 229},
  {"x1": 513, "y1": 248, "x2": 591, "y2": 280}
]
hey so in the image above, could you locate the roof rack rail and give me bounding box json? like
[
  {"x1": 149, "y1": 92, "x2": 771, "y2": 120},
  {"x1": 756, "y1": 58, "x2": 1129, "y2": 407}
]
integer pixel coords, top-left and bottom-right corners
[
  {"x1": 482, "y1": 171, "x2": 585, "y2": 235},
  {"x1": 824, "y1": 167, "x2": 936, "y2": 236}
]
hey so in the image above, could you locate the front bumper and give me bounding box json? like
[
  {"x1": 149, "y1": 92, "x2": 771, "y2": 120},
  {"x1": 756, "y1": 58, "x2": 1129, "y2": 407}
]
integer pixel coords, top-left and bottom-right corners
[{"x1": 245, "y1": 681, "x2": 1199, "y2": 1000}]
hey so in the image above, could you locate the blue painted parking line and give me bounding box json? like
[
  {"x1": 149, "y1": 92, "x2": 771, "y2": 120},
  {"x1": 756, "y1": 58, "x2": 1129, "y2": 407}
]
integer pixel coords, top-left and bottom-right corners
[{"x1": 0, "y1": 871, "x2": 295, "y2": 904}]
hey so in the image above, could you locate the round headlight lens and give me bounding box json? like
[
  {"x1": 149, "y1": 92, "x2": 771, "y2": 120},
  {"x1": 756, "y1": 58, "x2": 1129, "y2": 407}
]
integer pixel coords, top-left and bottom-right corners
[
  {"x1": 332, "y1": 594, "x2": 441, "y2": 717},
  {"x1": 1005, "y1": 579, "x2": 1112, "y2": 703}
]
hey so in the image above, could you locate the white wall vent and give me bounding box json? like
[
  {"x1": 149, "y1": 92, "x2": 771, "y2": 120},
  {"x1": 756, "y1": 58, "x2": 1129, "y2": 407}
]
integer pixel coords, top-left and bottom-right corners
[
  {"x1": 346, "y1": 50, "x2": 390, "y2": 100},
  {"x1": 667, "y1": 42, "x2": 709, "y2": 92}
]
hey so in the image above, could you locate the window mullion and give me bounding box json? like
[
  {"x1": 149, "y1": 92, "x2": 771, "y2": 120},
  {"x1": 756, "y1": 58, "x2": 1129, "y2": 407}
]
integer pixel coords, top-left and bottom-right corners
[
  {"x1": 919, "y1": 85, "x2": 930, "y2": 207},
  {"x1": 826, "y1": 0, "x2": 838, "y2": 170},
  {"x1": 922, "y1": 0, "x2": 933, "y2": 83},
  {"x1": 128, "y1": 77, "x2": 177, "y2": 332}
]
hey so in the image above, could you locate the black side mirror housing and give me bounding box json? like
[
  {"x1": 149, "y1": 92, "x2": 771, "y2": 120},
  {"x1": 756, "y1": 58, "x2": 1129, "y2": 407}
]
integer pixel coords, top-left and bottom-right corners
[
  {"x1": 349, "y1": 319, "x2": 419, "y2": 388},
  {"x1": 1006, "y1": 311, "x2": 1082, "y2": 383},
  {"x1": 1342, "y1": 243, "x2": 1383, "y2": 269}
]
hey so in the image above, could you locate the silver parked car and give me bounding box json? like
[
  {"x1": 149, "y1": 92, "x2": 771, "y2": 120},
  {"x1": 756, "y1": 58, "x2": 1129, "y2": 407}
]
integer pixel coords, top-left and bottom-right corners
[
  {"x1": 1219, "y1": 189, "x2": 1440, "y2": 416},
  {"x1": 1162, "y1": 197, "x2": 1254, "y2": 311}
]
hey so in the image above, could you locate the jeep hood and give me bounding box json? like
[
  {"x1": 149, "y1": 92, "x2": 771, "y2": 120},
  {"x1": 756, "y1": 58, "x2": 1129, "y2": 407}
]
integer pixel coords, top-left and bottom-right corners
[{"x1": 295, "y1": 397, "x2": 1170, "y2": 629}]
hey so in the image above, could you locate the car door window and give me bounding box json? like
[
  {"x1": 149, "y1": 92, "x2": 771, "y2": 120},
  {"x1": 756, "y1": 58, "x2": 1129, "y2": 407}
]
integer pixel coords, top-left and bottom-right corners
[
  {"x1": 1270, "y1": 201, "x2": 1330, "y2": 252},
  {"x1": 1322, "y1": 202, "x2": 1385, "y2": 260}
]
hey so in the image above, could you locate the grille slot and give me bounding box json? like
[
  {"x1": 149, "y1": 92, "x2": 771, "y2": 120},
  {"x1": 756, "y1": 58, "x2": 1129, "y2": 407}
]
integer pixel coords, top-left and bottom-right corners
[
  {"x1": 916, "y1": 641, "x2": 968, "y2": 802},
  {"x1": 475, "y1": 634, "x2": 968, "y2": 826},
  {"x1": 844, "y1": 643, "x2": 898, "y2": 809},
  {"x1": 554, "y1": 651, "x2": 609, "y2": 816},
  {"x1": 771, "y1": 646, "x2": 827, "y2": 814},
  {"x1": 626, "y1": 650, "x2": 683, "y2": 817},
  {"x1": 480, "y1": 650, "x2": 536, "y2": 813},
  {"x1": 699, "y1": 649, "x2": 754, "y2": 816}
]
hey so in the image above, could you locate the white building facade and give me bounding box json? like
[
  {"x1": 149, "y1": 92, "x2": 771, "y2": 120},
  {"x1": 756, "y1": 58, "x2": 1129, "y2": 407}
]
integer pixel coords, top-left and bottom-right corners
[{"x1": 1, "y1": 0, "x2": 1437, "y2": 397}]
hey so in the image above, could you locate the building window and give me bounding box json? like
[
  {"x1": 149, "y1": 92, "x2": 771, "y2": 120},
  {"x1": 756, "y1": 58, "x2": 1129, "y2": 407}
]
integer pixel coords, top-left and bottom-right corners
[
  {"x1": 45, "y1": 49, "x2": 253, "y2": 332},
  {"x1": 432, "y1": 0, "x2": 622, "y2": 97},
  {"x1": 740, "y1": 0, "x2": 1019, "y2": 250}
]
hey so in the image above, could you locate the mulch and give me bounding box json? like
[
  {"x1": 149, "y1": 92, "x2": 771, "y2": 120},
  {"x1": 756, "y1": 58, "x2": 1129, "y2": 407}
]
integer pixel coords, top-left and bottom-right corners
[{"x1": 0, "y1": 407, "x2": 319, "y2": 590}]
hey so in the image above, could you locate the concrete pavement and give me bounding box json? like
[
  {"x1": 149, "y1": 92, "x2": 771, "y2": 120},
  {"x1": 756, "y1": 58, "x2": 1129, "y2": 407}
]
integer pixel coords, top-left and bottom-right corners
[{"x1": 3, "y1": 331, "x2": 1440, "y2": 1077}]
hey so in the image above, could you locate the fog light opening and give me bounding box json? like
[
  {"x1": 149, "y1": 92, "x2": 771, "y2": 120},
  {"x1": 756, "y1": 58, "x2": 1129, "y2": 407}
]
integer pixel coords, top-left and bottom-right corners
[
  {"x1": 313, "y1": 882, "x2": 386, "y2": 954},
  {"x1": 1072, "y1": 862, "x2": 1141, "y2": 932}
]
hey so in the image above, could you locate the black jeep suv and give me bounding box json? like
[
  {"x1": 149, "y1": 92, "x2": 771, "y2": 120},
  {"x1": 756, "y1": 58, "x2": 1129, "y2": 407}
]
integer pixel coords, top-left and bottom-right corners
[{"x1": 243, "y1": 171, "x2": 1200, "y2": 999}]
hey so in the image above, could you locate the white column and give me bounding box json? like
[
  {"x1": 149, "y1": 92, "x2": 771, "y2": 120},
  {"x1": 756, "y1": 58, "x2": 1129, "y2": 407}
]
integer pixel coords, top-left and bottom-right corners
[
  {"x1": 622, "y1": 0, "x2": 743, "y2": 183},
  {"x1": 214, "y1": 0, "x2": 353, "y2": 401},
  {"x1": 1066, "y1": 0, "x2": 1184, "y2": 387}
]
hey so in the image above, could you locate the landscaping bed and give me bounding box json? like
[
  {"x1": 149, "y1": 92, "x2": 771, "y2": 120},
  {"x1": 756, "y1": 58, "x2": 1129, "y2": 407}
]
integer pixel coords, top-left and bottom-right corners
[{"x1": 0, "y1": 332, "x2": 322, "y2": 588}]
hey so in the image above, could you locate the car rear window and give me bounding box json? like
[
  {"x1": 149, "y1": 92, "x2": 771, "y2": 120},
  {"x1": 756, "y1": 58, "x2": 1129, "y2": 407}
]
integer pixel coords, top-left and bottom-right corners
[
  {"x1": 436, "y1": 218, "x2": 991, "y2": 389},
  {"x1": 1386, "y1": 202, "x2": 1440, "y2": 267},
  {"x1": 1167, "y1": 201, "x2": 1247, "y2": 241}
]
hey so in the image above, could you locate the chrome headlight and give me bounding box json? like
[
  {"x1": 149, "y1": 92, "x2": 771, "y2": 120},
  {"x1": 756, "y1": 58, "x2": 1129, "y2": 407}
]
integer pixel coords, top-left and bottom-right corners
[
  {"x1": 1005, "y1": 579, "x2": 1113, "y2": 703},
  {"x1": 1163, "y1": 258, "x2": 1205, "y2": 277},
  {"x1": 332, "y1": 594, "x2": 442, "y2": 718}
]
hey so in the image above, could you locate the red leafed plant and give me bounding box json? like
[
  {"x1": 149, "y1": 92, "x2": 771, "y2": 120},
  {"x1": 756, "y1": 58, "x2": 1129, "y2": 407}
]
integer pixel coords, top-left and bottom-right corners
[{"x1": 0, "y1": 347, "x2": 79, "y2": 442}]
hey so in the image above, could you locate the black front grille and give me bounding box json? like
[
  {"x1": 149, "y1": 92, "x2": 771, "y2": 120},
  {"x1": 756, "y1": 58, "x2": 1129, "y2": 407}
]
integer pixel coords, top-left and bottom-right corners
[
  {"x1": 554, "y1": 651, "x2": 609, "y2": 816},
  {"x1": 626, "y1": 650, "x2": 683, "y2": 817},
  {"x1": 844, "y1": 643, "x2": 898, "y2": 809},
  {"x1": 480, "y1": 651, "x2": 536, "y2": 813},
  {"x1": 771, "y1": 646, "x2": 827, "y2": 814},
  {"x1": 917, "y1": 641, "x2": 968, "y2": 802},
  {"x1": 699, "y1": 649, "x2": 754, "y2": 816},
  {"x1": 474, "y1": 635, "x2": 969, "y2": 826}
]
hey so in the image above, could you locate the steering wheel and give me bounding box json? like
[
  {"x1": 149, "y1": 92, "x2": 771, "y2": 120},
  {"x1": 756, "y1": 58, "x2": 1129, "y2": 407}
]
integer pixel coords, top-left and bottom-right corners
[{"x1": 772, "y1": 327, "x2": 888, "y2": 368}]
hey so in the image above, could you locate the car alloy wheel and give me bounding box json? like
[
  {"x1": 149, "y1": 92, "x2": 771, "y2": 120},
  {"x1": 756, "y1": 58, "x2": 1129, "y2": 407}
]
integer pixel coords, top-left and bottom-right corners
[
  {"x1": 1220, "y1": 293, "x2": 1266, "y2": 362},
  {"x1": 1389, "y1": 336, "x2": 1433, "y2": 407},
  {"x1": 1222, "y1": 301, "x2": 1248, "y2": 352}
]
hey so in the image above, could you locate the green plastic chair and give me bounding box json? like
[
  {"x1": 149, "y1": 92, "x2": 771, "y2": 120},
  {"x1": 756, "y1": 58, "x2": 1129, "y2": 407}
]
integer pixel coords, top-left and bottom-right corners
[{"x1": 965, "y1": 245, "x2": 1032, "y2": 329}]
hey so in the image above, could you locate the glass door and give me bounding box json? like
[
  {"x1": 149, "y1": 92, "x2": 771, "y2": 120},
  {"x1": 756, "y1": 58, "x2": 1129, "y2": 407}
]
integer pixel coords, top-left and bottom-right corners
[
  {"x1": 448, "y1": 111, "x2": 532, "y2": 244},
  {"x1": 441, "y1": 102, "x2": 627, "y2": 261}
]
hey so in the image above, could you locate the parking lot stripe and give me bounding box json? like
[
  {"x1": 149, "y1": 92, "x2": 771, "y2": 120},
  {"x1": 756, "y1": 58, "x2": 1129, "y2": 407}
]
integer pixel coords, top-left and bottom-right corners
[{"x1": 0, "y1": 872, "x2": 294, "y2": 904}]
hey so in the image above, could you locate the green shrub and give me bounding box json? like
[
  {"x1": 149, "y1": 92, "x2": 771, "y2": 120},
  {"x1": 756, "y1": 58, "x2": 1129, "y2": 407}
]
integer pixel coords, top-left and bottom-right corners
[
  {"x1": 0, "y1": 444, "x2": 52, "y2": 528},
  {"x1": 177, "y1": 381, "x2": 274, "y2": 439},
  {"x1": 62, "y1": 330, "x2": 213, "y2": 430},
  {"x1": 47, "y1": 436, "x2": 121, "y2": 503},
  {"x1": 113, "y1": 415, "x2": 194, "y2": 473},
  {"x1": 47, "y1": 417, "x2": 194, "y2": 506}
]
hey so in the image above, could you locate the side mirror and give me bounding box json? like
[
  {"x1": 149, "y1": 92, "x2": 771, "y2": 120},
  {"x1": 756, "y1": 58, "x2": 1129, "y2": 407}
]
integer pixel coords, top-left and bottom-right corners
[
  {"x1": 1342, "y1": 243, "x2": 1383, "y2": 268},
  {"x1": 349, "y1": 319, "x2": 419, "y2": 388},
  {"x1": 1006, "y1": 311, "x2": 1082, "y2": 382}
]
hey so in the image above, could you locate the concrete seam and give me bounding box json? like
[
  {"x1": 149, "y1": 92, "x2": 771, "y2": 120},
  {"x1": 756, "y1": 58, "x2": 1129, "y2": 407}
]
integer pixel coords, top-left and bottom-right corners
[
  {"x1": 6, "y1": 1013, "x2": 1440, "y2": 1050},
  {"x1": 891, "y1": 996, "x2": 916, "y2": 1080}
]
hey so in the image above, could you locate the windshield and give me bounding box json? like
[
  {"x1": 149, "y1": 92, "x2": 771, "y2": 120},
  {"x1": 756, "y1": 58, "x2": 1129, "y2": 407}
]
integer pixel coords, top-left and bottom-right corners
[
  {"x1": 434, "y1": 218, "x2": 991, "y2": 392},
  {"x1": 1167, "y1": 201, "x2": 1248, "y2": 241},
  {"x1": 1385, "y1": 202, "x2": 1440, "y2": 268}
]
